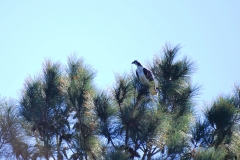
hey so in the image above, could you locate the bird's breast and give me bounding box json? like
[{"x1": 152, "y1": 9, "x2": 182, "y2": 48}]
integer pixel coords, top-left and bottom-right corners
[{"x1": 137, "y1": 71, "x2": 148, "y2": 84}]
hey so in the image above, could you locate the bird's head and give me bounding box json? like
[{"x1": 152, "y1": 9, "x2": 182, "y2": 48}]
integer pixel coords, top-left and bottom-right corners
[{"x1": 132, "y1": 60, "x2": 142, "y2": 66}]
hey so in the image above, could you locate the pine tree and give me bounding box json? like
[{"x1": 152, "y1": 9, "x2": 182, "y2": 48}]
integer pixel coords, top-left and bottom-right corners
[
  {"x1": 148, "y1": 44, "x2": 199, "y2": 159},
  {"x1": 66, "y1": 55, "x2": 101, "y2": 160},
  {"x1": 94, "y1": 44, "x2": 199, "y2": 160},
  {"x1": 13, "y1": 44, "x2": 240, "y2": 160},
  {"x1": 191, "y1": 86, "x2": 240, "y2": 159},
  {"x1": 0, "y1": 98, "x2": 31, "y2": 159},
  {"x1": 19, "y1": 60, "x2": 69, "y2": 159}
]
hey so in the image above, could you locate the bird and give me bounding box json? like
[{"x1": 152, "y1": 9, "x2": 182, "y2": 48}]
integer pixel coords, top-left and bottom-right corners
[{"x1": 132, "y1": 60, "x2": 157, "y2": 95}]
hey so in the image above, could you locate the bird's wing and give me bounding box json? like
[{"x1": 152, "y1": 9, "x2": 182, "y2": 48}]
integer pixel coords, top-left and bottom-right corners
[
  {"x1": 136, "y1": 70, "x2": 140, "y2": 80},
  {"x1": 143, "y1": 68, "x2": 154, "y2": 81}
]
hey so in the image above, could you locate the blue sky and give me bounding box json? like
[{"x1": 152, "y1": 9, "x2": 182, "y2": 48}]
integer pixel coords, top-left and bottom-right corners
[{"x1": 1, "y1": 1, "x2": 240, "y2": 111}]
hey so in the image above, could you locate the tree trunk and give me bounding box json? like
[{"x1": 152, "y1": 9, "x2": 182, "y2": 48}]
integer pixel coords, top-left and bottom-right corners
[{"x1": 125, "y1": 125, "x2": 129, "y2": 146}]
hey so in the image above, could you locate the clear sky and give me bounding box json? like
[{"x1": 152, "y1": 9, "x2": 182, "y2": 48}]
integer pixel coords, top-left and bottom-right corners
[{"x1": 1, "y1": 1, "x2": 240, "y2": 111}]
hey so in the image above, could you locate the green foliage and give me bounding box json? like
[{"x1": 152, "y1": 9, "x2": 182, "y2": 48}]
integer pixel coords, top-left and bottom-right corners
[
  {"x1": 20, "y1": 60, "x2": 70, "y2": 159},
  {"x1": 105, "y1": 150, "x2": 129, "y2": 160},
  {"x1": 228, "y1": 132, "x2": 240, "y2": 159},
  {"x1": 204, "y1": 96, "x2": 238, "y2": 148},
  {"x1": 191, "y1": 92, "x2": 240, "y2": 159},
  {"x1": 146, "y1": 44, "x2": 199, "y2": 159},
  {"x1": 194, "y1": 147, "x2": 226, "y2": 160},
  {"x1": 191, "y1": 119, "x2": 213, "y2": 147},
  {"x1": 66, "y1": 55, "x2": 101, "y2": 159},
  {"x1": 94, "y1": 92, "x2": 117, "y2": 146},
  {"x1": 164, "y1": 115, "x2": 191, "y2": 159},
  {"x1": 2, "y1": 43, "x2": 240, "y2": 160},
  {"x1": 150, "y1": 44, "x2": 199, "y2": 116},
  {"x1": 66, "y1": 56, "x2": 96, "y2": 110},
  {"x1": 205, "y1": 97, "x2": 236, "y2": 132},
  {"x1": 0, "y1": 98, "x2": 31, "y2": 159}
]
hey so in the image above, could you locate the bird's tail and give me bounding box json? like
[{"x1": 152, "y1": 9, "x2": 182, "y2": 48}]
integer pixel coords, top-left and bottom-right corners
[{"x1": 149, "y1": 81, "x2": 158, "y2": 96}]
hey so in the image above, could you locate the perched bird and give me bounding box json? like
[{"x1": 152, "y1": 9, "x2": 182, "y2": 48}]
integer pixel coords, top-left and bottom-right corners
[{"x1": 132, "y1": 60, "x2": 157, "y2": 95}]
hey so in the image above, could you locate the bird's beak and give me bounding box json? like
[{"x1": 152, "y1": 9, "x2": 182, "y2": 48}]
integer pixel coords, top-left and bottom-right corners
[{"x1": 132, "y1": 61, "x2": 135, "y2": 64}]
